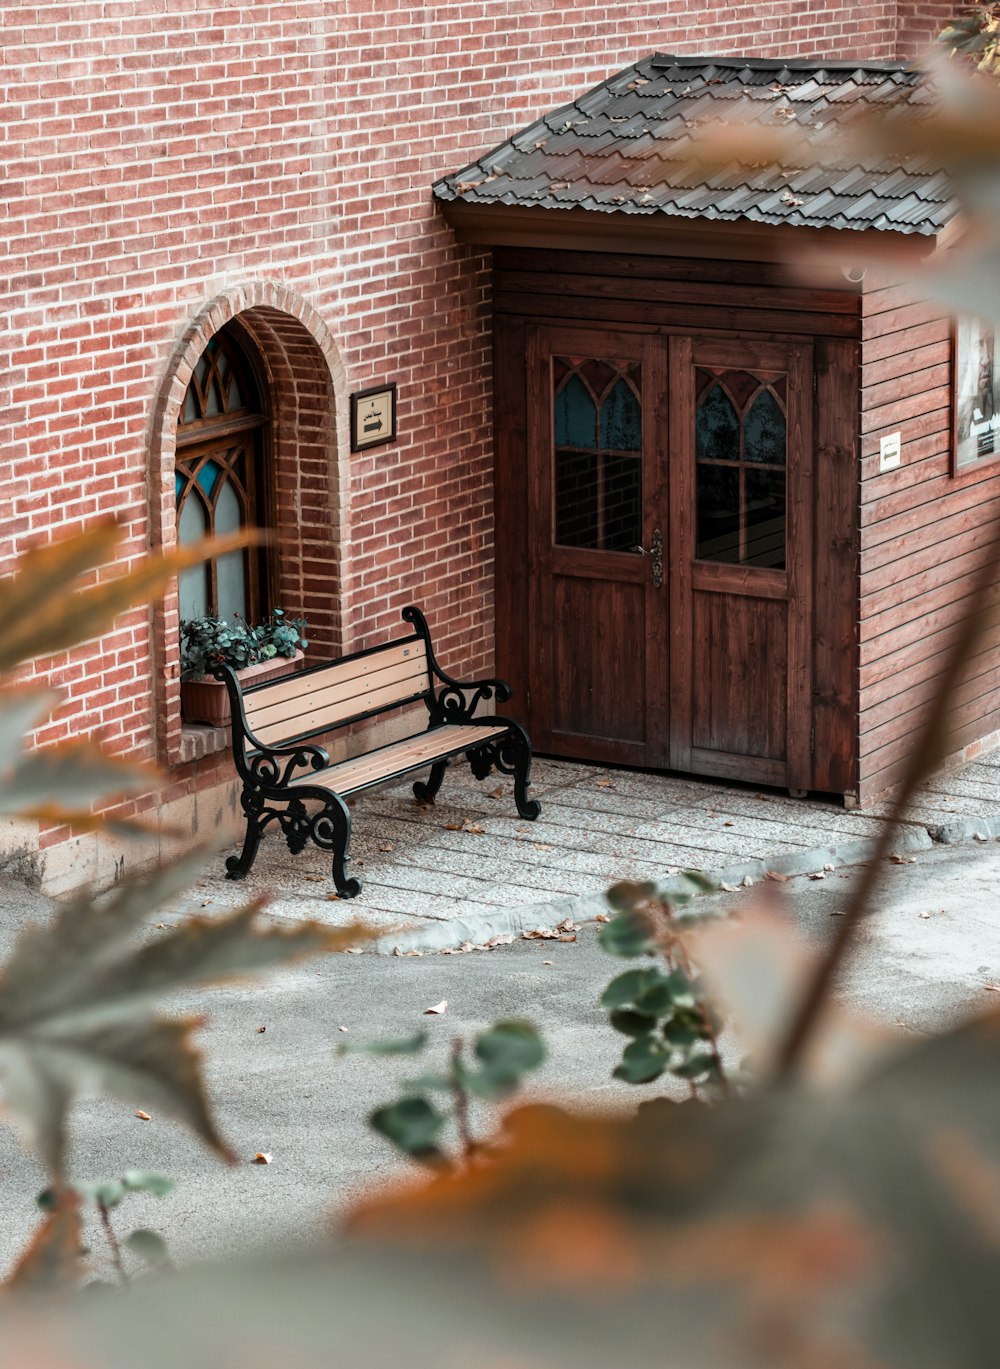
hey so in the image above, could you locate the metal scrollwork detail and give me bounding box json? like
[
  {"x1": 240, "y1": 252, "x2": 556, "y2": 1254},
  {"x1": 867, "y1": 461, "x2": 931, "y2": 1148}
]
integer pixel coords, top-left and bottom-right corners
[{"x1": 465, "y1": 728, "x2": 541, "y2": 820}]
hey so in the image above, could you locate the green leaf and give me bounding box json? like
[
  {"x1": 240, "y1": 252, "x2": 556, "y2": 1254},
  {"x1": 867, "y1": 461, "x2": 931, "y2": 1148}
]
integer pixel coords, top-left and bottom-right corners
[
  {"x1": 672, "y1": 1052, "x2": 718, "y2": 1080},
  {"x1": 78, "y1": 1179, "x2": 127, "y2": 1208},
  {"x1": 633, "y1": 977, "x2": 681, "y2": 1016},
  {"x1": 598, "y1": 909, "x2": 655, "y2": 958},
  {"x1": 339, "y1": 1031, "x2": 428, "y2": 1057},
  {"x1": 400, "y1": 1073, "x2": 454, "y2": 1093},
  {"x1": 600, "y1": 967, "x2": 665, "y2": 1009},
  {"x1": 612, "y1": 1036, "x2": 667, "y2": 1084},
  {"x1": 679, "y1": 870, "x2": 716, "y2": 895},
  {"x1": 124, "y1": 1228, "x2": 170, "y2": 1266},
  {"x1": 604, "y1": 880, "x2": 657, "y2": 913},
  {"x1": 454, "y1": 1058, "x2": 519, "y2": 1101},
  {"x1": 663, "y1": 968, "x2": 698, "y2": 1010},
  {"x1": 121, "y1": 1172, "x2": 174, "y2": 1197},
  {"x1": 661, "y1": 1016, "x2": 705, "y2": 1049},
  {"x1": 474, "y1": 1021, "x2": 545, "y2": 1075},
  {"x1": 370, "y1": 1097, "x2": 447, "y2": 1158},
  {"x1": 608, "y1": 1009, "x2": 660, "y2": 1038}
]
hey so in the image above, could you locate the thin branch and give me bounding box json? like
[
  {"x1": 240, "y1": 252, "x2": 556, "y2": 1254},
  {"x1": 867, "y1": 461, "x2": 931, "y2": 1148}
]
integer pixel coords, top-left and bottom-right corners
[
  {"x1": 449, "y1": 1037, "x2": 475, "y2": 1161},
  {"x1": 774, "y1": 510, "x2": 1000, "y2": 1080},
  {"x1": 96, "y1": 1200, "x2": 128, "y2": 1286}
]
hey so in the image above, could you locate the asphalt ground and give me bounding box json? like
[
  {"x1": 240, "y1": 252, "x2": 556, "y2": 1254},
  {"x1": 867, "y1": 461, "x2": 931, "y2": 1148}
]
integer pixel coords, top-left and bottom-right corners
[{"x1": 0, "y1": 838, "x2": 999, "y2": 1276}]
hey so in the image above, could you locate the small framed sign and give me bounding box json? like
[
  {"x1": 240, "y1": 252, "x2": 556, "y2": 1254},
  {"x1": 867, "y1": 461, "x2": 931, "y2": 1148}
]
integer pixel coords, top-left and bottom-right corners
[
  {"x1": 350, "y1": 382, "x2": 397, "y2": 452},
  {"x1": 954, "y1": 318, "x2": 1000, "y2": 472}
]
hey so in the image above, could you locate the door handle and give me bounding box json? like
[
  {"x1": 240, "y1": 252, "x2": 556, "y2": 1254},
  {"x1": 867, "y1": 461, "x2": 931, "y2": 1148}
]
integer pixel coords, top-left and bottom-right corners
[{"x1": 630, "y1": 529, "x2": 663, "y2": 588}]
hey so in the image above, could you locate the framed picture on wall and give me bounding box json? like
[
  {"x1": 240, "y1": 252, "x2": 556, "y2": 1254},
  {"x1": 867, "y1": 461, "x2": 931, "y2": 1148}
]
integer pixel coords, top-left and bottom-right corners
[
  {"x1": 350, "y1": 382, "x2": 397, "y2": 452},
  {"x1": 954, "y1": 317, "x2": 1000, "y2": 471}
]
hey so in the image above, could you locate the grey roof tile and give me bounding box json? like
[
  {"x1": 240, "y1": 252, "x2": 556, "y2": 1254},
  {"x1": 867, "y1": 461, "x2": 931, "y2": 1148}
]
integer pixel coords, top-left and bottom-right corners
[{"x1": 434, "y1": 53, "x2": 954, "y2": 237}]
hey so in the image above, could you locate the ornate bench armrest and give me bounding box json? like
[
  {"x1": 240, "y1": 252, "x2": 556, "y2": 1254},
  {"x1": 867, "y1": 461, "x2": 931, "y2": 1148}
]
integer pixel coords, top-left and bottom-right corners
[
  {"x1": 401, "y1": 604, "x2": 513, "y2": 724},
  {"x1": 245, "y1": 743, "x2": 331, "y2": 789}
]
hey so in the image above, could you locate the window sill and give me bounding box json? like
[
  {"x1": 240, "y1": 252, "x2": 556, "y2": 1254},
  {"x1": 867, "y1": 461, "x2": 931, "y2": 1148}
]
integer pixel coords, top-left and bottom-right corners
[{"x1": 179, "y1": 722, "x2": 230, "y2": 763}]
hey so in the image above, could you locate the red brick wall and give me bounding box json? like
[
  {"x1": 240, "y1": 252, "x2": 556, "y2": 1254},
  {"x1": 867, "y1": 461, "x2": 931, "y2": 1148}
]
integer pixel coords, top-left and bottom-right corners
[{"x1": 1, "y1": 1, "x2": 927, "y2": 849}]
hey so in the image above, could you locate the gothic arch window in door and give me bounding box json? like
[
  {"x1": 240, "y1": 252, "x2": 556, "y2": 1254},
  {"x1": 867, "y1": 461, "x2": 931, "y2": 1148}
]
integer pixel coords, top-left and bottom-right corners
[
  {"x1": 552, "y1": 357, "x2": 642, "y2": 552},
  {"x1": 175, "y1": 329, "x2": 273, "y2": 621},
  {"x1": 695, "y1": 368, "x2": 787, "y2": 569}
]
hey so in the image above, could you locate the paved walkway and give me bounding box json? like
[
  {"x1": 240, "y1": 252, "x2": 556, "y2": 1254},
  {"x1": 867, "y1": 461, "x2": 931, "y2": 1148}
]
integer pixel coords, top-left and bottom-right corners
[{"x1": 177, "y1": 751, "x2": 1000, "y2": 949}]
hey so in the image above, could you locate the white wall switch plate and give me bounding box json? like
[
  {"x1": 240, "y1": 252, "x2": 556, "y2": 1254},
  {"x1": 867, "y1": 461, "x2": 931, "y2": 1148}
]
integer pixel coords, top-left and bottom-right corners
[{"x1": 879, "y1": 432, "x2": 901, "y2": 472}]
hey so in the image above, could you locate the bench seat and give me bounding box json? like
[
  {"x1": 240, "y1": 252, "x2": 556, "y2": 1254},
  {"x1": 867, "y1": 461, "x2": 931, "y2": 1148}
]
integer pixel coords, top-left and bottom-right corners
[
  {"x1": 212, "y1": 605, "x2": 540, "y2": 897},
  {"x1": 287, "y1": 722, "x2": 512, "y2": 797}
]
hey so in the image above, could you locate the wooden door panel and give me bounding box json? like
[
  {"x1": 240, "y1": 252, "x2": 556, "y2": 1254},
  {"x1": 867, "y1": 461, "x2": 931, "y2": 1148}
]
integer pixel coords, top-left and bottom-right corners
[
  {"x1": 691, "y1": 591, "x2": 788, "y2": 760},
  {"x1": 527, "y1": 325, "x2": 668, "y2": 767},
  {"x1": 671, "y1": 336, "x2": 814, "y2": 790},
  {"x1": 552, "y1": 575, "x2": 646, "y2": 752}
]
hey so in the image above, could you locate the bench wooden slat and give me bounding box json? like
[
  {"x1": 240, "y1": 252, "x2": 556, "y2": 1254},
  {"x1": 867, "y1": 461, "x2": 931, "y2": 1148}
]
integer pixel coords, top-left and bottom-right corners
[
  {"x1": 289, "y1": 723, "x2": 510, "y2": 795},
  {"x1": 244, "y1": 638, "x2": 426, "y2": 722},
  {"x1": 246, "y1": 653, "x2": 429, "y2": 739},
  {"x1": 250, "y1": 665, "x2": 430, "y2": 747}
]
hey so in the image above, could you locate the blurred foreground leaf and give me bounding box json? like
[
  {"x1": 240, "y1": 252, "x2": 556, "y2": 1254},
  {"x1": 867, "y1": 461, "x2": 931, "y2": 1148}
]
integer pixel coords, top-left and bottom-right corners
[{"x1": 0, "y1": 854, "x2": 377, "y2": 1177}]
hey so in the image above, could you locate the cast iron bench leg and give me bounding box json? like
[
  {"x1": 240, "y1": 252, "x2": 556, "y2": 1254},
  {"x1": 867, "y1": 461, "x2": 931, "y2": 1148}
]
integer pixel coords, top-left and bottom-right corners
[
  {"x1": 325, "y1": 792, "x2": 361, "y2": 899},
  {"x1": 413, "y1": 759, "x2": 448, "y2": 804},
  {"x1": 226, "y1": 791, "x2": 264, "y2": 880}
]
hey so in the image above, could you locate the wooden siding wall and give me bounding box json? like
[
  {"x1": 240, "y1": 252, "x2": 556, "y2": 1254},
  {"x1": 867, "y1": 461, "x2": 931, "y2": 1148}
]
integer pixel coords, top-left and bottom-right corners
[
  {"x1": 493, "y1": 247, "x2": 861, "y2": 796},
  {"x1": 858, "y1": 276, "x2": 1000, "y2": 804}
]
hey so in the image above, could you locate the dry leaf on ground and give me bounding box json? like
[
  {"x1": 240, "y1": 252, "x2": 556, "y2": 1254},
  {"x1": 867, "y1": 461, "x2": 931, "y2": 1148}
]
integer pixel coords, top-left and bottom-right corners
[
  {"x1": 252, "y1": 1152, "x2": 272, "y2": 1165},
  {"x1": 424, "y1": 1000, "x2": 448, "y2": 1015},
  {"x1": 135, "y1": 1110, "x2": 151, "y2": 1121}
]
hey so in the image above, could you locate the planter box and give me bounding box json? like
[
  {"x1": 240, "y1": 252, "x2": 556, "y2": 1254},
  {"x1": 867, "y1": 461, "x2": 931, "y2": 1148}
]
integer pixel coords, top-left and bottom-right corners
[{"x1": 180, "y1": 651, "x2": 306, "y2": 728}]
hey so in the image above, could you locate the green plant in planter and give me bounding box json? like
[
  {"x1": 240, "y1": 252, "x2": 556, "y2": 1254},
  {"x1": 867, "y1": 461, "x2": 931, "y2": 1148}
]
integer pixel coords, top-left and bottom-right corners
[{"x1": 180, "y1": 609, "x2": 308, "y2": 681}]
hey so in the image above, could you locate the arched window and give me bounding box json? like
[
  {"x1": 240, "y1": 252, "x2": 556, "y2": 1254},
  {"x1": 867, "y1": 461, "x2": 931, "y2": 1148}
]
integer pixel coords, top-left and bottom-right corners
[{"x1": 175, "y1": 327, "x2": 273, "y2": 621}]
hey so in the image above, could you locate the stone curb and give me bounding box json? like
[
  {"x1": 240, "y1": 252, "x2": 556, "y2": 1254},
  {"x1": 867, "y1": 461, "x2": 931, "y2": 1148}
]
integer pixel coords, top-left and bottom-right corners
[{"x1": 374, "y1": 823, "x2": 937, "y2": 953}]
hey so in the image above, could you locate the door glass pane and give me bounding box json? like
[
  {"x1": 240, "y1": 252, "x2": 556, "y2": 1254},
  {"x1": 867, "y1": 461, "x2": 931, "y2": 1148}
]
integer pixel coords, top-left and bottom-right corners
[
  {"x1": 745, "y1": 470, "x2": 786, "y2": 568},
  {"x1": 555, "y1": 451, "x2": 599, "y2": 548},
  {"x1": 554, "y1": 374, "x2": 597, "y2": 448},
  {"x1": 600, "y1": 379, "x2": 641, "y2": 451},
  {"x1": 744, "y1": 389, "x2": 786, "y2": 464},
  {"x1": 553, "y1": 357, "x2": 643, "y2": 553},
  {"x1": 696, "y1": 383, "x2": 740, "y2": 460},
  {"x1": 696, "y1": 466, "x2": 740, "y2": 563},
  {"x1": 695, "y1": 366, "x2": 787, "y2": 568},
  {"x1": 603, "y1": 456, "x2": 641, "y2": 552}
]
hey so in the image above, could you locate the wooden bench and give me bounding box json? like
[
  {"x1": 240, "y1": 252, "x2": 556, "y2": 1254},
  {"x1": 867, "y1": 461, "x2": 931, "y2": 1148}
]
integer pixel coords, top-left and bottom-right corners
[{"x1": 212, "y1": 605, "x2": 541, "y2": 897}]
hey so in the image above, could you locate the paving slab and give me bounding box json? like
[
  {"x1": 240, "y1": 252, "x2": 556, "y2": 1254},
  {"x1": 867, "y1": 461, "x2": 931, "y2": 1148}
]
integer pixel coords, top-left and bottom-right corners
[{"x1": 170, "y1": 753, "x2": 1000, "y2": 949}]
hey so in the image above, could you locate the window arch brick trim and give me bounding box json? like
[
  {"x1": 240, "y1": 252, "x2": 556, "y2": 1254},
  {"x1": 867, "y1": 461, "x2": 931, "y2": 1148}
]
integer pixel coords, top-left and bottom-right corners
[{"x1": 149, "y1": 282, "x2": 352, "y2": 768}]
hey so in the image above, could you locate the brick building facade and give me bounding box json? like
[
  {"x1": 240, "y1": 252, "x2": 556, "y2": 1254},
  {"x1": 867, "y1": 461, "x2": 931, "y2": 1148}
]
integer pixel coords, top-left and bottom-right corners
[{"x1": 2, "y1": 2, "x2": 957, "y2": 891}]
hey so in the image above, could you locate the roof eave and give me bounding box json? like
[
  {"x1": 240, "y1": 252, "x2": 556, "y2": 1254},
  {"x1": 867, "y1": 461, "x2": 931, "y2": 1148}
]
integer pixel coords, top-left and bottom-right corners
[{"x1": 438, "y1": 199, "x2": 941, "y2": 266}]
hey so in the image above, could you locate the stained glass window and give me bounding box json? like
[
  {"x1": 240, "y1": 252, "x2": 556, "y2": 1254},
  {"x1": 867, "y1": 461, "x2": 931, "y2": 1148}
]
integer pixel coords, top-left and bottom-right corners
[
  {"x1": 552, "y1": 357, "x2": 642, "y2": 552},
  {"x1": 694, "y1": 368, "x2": 787, "y2": 569},
  {"x1": 175, "y1": 329, "x2": 271, "y2": 622}
]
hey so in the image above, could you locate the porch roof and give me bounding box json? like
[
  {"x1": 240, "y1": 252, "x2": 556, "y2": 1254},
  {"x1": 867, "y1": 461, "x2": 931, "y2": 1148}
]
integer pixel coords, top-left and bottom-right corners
[{"x1": 433, "y1": 54, "x2": 957, "y2": 238}]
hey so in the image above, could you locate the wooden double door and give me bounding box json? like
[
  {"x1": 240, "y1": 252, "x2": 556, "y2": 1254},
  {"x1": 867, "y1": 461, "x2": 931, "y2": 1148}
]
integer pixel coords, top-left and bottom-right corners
[{"x1": 526, "y1": 324, "x2": 815, "y2": 789}]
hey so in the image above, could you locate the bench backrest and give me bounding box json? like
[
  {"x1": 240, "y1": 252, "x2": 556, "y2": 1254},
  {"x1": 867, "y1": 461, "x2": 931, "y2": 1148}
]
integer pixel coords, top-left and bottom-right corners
[{"x1": 240, "y1": 633, "x2": 431, "y2": 748}]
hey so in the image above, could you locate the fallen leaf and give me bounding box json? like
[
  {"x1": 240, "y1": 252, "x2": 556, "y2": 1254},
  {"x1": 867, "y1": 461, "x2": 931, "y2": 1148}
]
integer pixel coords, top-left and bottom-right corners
[
  {"x1": 424, "y1": 1000, "x2": 448, "y2": 1015},
  {"x1": 780, "y1": 189, "x2": 804, "y2": 206},
  {"x1": 594, "y1": 779, "x2": 613, "y2": 789},
  {"x1": 808, "y1": 873, "x2": 825, "y2": 881},
  {"x1": 378, "y1": 842, "x2": 395, "y2": 853},
  {"x1": 557, "y1": 919, "x2": 579, "y2": 933},
  {"x1": 723, "y1": 821, "x2": 735, "y2": 827},
  {"x1": 135, "y1": 1110, "x2": 151, "y2": 1121},
  {"x1": 720, "y1": 882, "x2": 739, "y2": 893},
  {"x1": 487, "y1": 787, "x2": 505, "y2": 799},
  {"x1": 549, "y1": 180, "x2": 571, "y2": 190},
  {"x1": 764, "y1": 871, "x2": 789, "y2": 883},
  {"x1": 557, "y1": 934, "x2": 577, "y2": 943},
  {"x1": 742, "y1": 875, "x2": 754, "y2": 887},
  {"x1": 823, "y1": 863, "x2": 835, "y2": 872},
  {"x1": 522, "y1": 927, "x2": 557, "y2": 940},
  {"x1": 889, "y1": 854, "x2": 917, "y2": 865},
  {"x1": 338, "y1": 1026, "x2": 349, "y2": 1032},
  {"x1": 534, "y1": 843, "x2": 553, "y2": 852},
  {"x1": 345, "y1": 947, "x2": 363, "y2": 955},
  {"x1": 255, "y1": 1025, "x2": 266, "y2": 1034},
  {"x1": 918, "y1": 911, "x2": 932, "y2": 920},
  {"x1": 595, "y1": 912, "x2": 611, "y2": 923},
  {"x1": 830, "y1": 910, "x2": 846, "y2": 917},
  {"x1": 985, "y1": 984, "x2": 1000, "y2": 992},
  {"x1": 252, "y1": 1152, "x2": 272, "y2": 1165}
]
